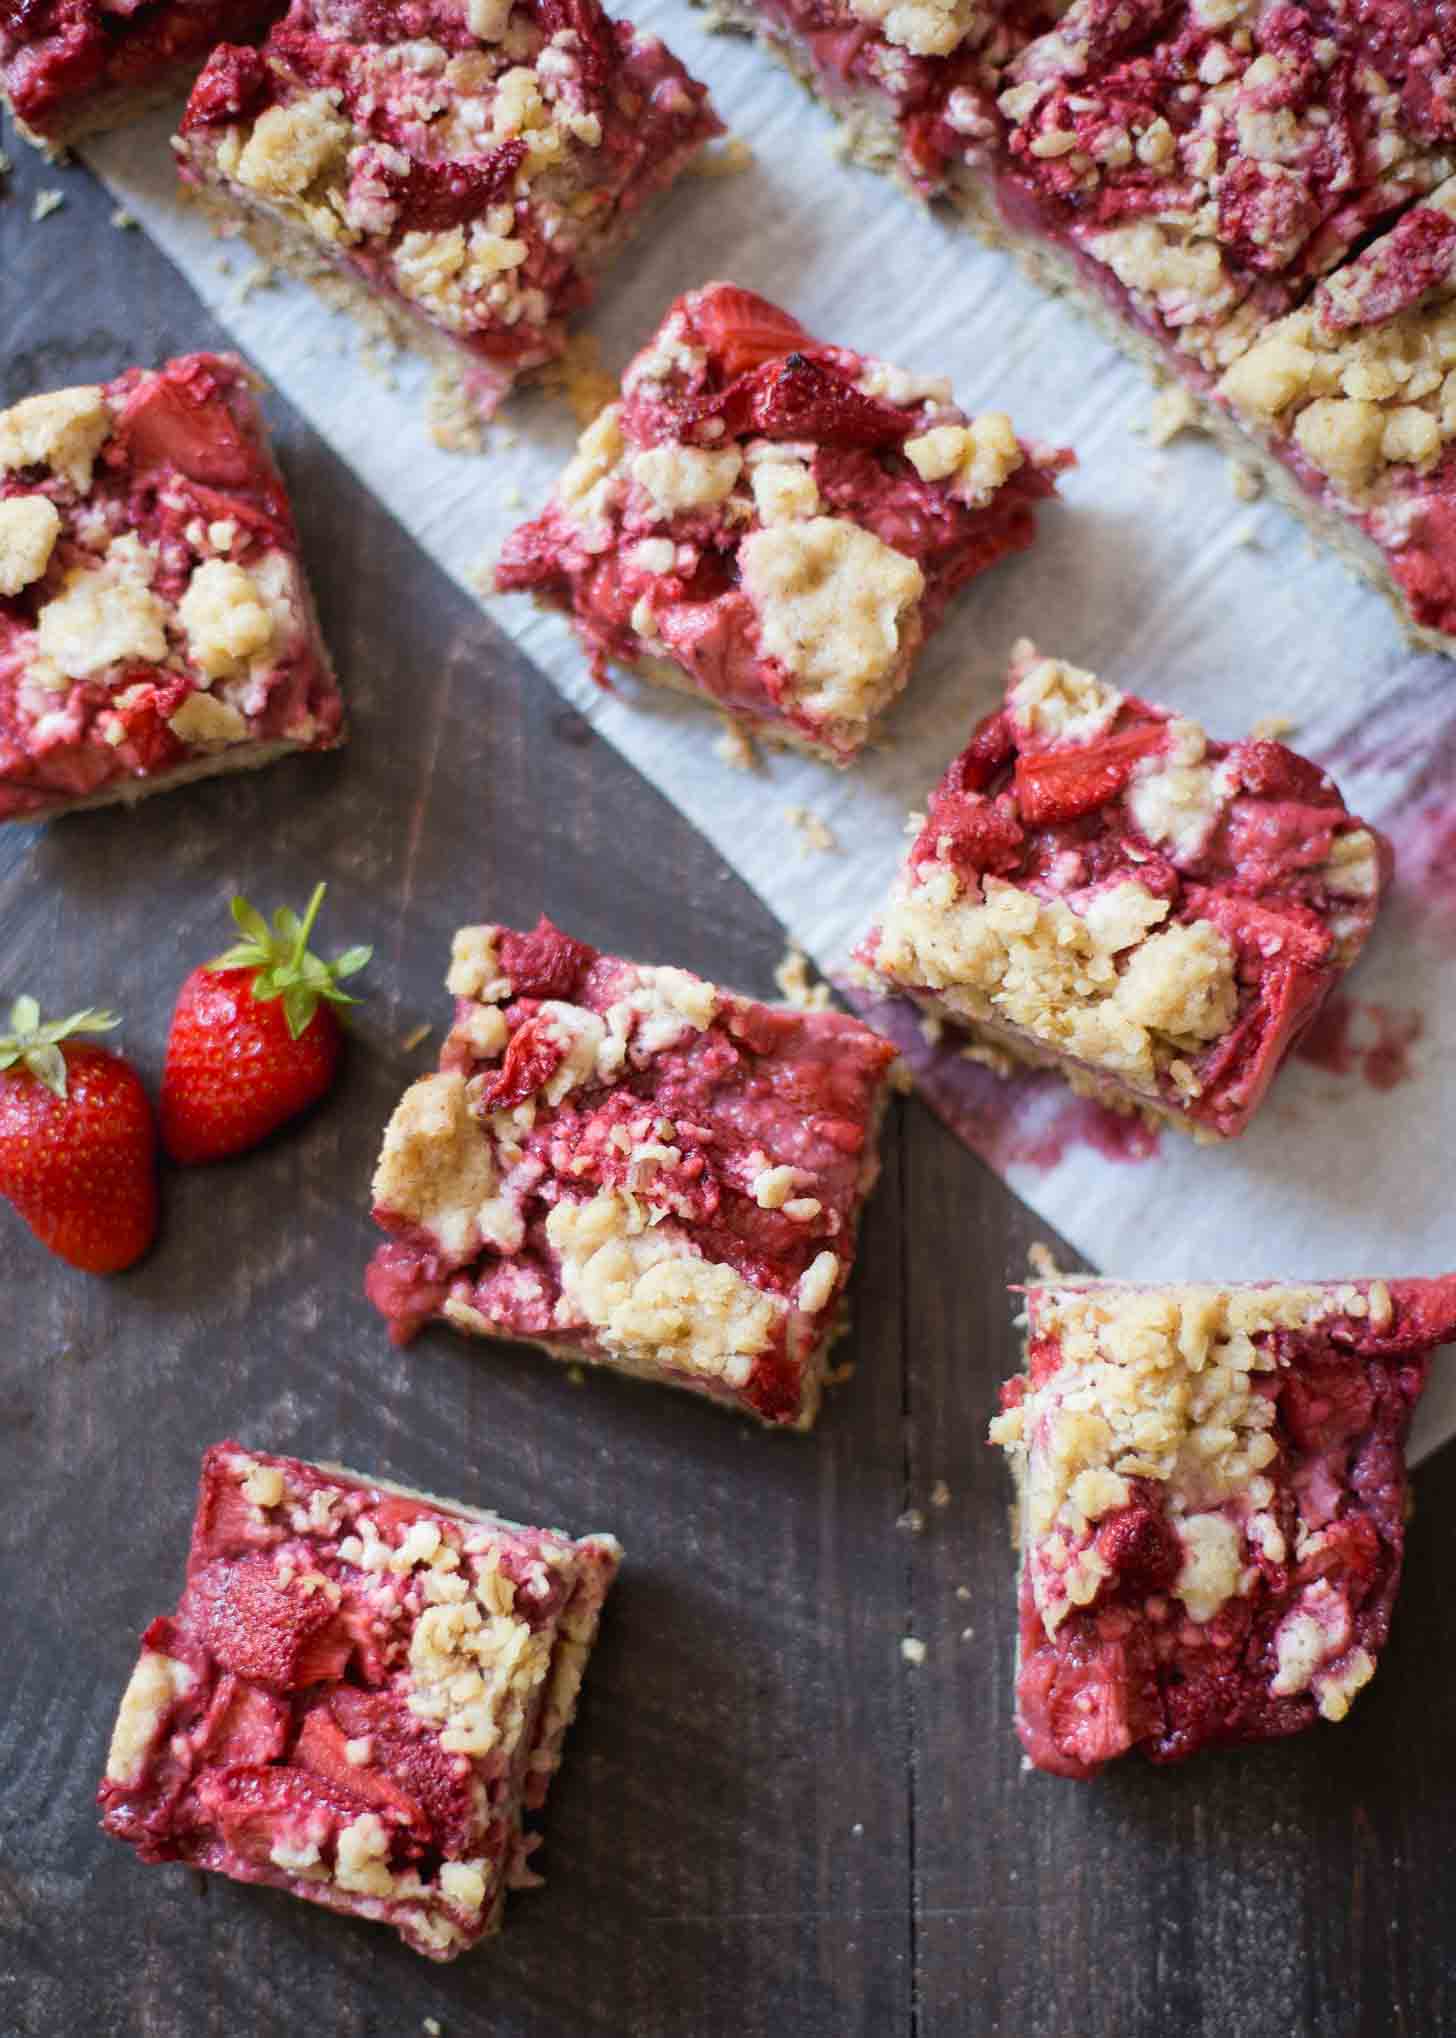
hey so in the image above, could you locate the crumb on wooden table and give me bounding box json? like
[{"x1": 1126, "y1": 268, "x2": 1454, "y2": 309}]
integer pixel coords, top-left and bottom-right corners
[
  {"x1": 1026, "y1": 1241, "x2": 1063, "y2": 1280},
  {"x1": 31, "y1": 188, "x2": 65, "y2": 222},
  {"x1": 110, "y1": 206, "x2": 137, "y2": 230},
  {"x1": 400, "y1": 1022, "x2": 433, "y2": 1053},
  {"x1": 897, "y1": 1507, "x2": 925, "y2": 1535},
  {"x1": 930, "y1": 1479, "x2": 951, "y2": 1509},
  {"x1": 901, "y1": 1637, "x2": 927, "y2": 1666}
]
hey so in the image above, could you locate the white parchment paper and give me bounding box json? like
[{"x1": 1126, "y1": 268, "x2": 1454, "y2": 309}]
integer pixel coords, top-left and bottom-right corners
[{"x1": 82, "y1": 2, "x2": 1456, "y2": 1456}]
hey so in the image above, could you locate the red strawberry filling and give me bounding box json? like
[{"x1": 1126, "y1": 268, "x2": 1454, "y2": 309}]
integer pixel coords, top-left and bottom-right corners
[{"x1": 0, "y1": 0, "x2": 283, "y2": 136}]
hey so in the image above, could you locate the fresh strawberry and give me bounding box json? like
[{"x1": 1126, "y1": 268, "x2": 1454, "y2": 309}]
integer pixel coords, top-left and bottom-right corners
[
  {"x1": 1014, "y1": 721, "x2": 1167, "y2": 825},
  {"x1": 0, "y1": 998, "x2": 158, "y2": 1274},
  {"x1": 688, "y1": 283, "x2": 812, "y2": 377},
  {"x1": 160, "y1": 883, "x2": 370, "y2": 1164}
]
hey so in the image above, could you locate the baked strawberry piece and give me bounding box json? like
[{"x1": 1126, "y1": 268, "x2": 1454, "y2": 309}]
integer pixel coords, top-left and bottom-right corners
[
  {"x1": 98, "y1": 1441, "x2": 620, "y2": 1959},
  {"x1": 0, "y1": 353, "x2": 342, "y2": 823},
  {"x1": 174, "y1": 0, "x2": 721, "y2": 429},
  {"x1": 990, "y1": 1276, "x2": 1456, "y2": 1776},
  {"x1": 857, "y1": 640, "x2": 1387, "y2": 1139},
  {"x1": 367, "y1": 916, "x2": 899, "y2": 1425},
  {"x1": 1219, "y1": 176, "x2": 1456, "y2": 650},
  {"x1": 1, "y1": 0, "x2": 282, "y2": 152},
  {"x1": 494, "y1": 282, "x2": 1071, "y2": 762}
]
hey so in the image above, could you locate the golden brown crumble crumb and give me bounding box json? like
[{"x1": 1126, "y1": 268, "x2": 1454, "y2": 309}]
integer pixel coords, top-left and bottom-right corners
[
  {"x1": 1142, "y1": 385, "x2": 1201, "y2": 447},
  {"x1": 774, "y1": 944, "x2": 832, "y2": 1012},
  {"x1": 714, "y1": 715, "x2": 759, "y2": 770},
  {"x1": 784, "y1": 803, "x2": 838, "y2": 856},
  {"x1": 687, "y1": 136, "x2": 755, "y2": 176}
]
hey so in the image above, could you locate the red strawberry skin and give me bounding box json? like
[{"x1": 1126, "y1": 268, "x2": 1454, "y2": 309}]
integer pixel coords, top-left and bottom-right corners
[
  {"x1": 0, "y1": 1044, "x2": 158, "y2": 1273},
  {"x1": 160, "y1": 966, "x2": 343, "y2": 1164}
]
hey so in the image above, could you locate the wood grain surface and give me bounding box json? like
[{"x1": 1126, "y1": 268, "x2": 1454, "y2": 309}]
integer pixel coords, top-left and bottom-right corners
[{"x1": 2, "y1": 129, "x2": 1455, "y2": 2038}]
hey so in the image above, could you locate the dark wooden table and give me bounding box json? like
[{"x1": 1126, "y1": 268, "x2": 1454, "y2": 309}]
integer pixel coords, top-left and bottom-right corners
[{"x1": 3, "y1": 131, "x2": 1455, "y2": 2038}]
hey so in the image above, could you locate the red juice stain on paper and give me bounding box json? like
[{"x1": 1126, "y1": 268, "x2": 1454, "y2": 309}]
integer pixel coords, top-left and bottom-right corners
[
  {"x1": 1296, "y1": 994, "x2": 1423, "y2": 1091},
  {"x1": 842, "y1": 983, "x2": 1159, "y2": 1171},
  {"x1": 1387, "y1": 797, "x2": 1456, "y2": 942}
]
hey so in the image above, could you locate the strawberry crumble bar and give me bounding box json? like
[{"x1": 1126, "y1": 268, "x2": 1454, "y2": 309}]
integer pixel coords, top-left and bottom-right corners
[
  {"x1": 991, "y1": 1276, "x2": 1456, "y2": 1775},
  {"x1": 367, "y1": 915, "x2": 899, "y2": 1425},
  {"x1": 710, "y1": 0, "x2": 1456, "y2": 650},
  {"x1": 174, "y1": 0, "x2": 721, "y2": 427},
  {"x1": 98, "y1": 1441, "x2": 620, "y2": 1959},
  {"x1": 1, "y1": 0, "x2": 281, "y2": 152},
  {"x1": 0, "y1": 352, "x2": 342, "y2": 822},
  {"x1": 494, "y1": 282, "x2": 1071, "y2": 762},
  {"x1": 856, "y1": 640, "x2": 1387, "y2": 1139}
]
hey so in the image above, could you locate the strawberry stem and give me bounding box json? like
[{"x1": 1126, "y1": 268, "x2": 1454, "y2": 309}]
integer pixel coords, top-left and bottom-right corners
[
  {"x1": 0, "y1": 999, "x2": 120, "y2": 1099},
  {"x1": 206, "y1": 884, "x2": 371, "y2": 1041}
]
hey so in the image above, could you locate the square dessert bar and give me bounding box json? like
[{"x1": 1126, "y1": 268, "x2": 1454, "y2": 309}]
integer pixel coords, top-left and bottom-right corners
[
  {"x1": 367, "y1": 915, "x2": 899, "y2": 1425},
  {"x1": 0, "y1": 352, "x2": 342, "y2": 822},
  {"x1": 98, "y1": 1441, "x2": 620, "y2": 1960},
  {"x1": 174, "y1": 0, "x2": 721, "y2": 426},
  {"x1": 857, "y1": 640, "x2": 1387, "y2": 1139},
  {"x1": 990, "y1": 1277, "x2": 1456, "y2": 1776},
  {"x1": 494, "y1": 281, "x2": 1071, "y2": 763},
  {"x1": 1, "y1": 0, "x2": 282, "y2": 152}
]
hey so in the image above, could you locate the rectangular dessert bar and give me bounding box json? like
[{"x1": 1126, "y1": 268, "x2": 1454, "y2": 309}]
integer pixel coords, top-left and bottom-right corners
[
  {"x1": 990, "y1": 1276, "x2": 1456, "y2": 1776},
  {"x1": 856, "y1": 639, "x2": 1387, "y2": 1139},
  {"x1": 98, "y1": 1441, "x2": 620, "y2": 1960},
  {"x1": 174, "y1": 0, "x2": 722, "y2": 429},
  {"x1": 1, "y1": 0, "x2": 282, "y2": 152},
  {"x1": 708, "y1": 0, "x2": 1456, "y2": 651},
  {"x1": 367, "y1": 915, "x2": 899, "y2": 1425},
  {"x1": 494, "y1": 281, "x2": 1070, "y2": 763},
  {"x1": 0, "y1": 351, "x2": 343, "y2": 822}
]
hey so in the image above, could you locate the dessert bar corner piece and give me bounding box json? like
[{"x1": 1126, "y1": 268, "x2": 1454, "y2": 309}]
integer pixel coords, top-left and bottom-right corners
[
  {"x1": 1217, "y1": 176, "x2": 1456, "y2": 652},
  {"x1": 495, "y1": 281, "x2": 1071, "y2": 763},
  {"x1": 367, "y1": 915, "x2": 899, "y2": 1425},
  {"x1": 0, "y1": 352, "x2": 342, "y2": 823},
  {"x1": 856, "y1": 639, "x2": 1387, "y2": 1139},
  {"x1": 711, "y1": 0, "x2": 1456, "y2": 652},
  {"x1": 1, "y1": 0, "x2": 283, "y2": 152},
  {"x1": 174, "y1": 0, "x2": 722, "y2": 426},
  {"x1": 98, "y1": 1441, "x2": 620, "y2": 1961},
  {"x1": 990, "y1": 1277, "x2": 1456, "y2": 1777}
]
